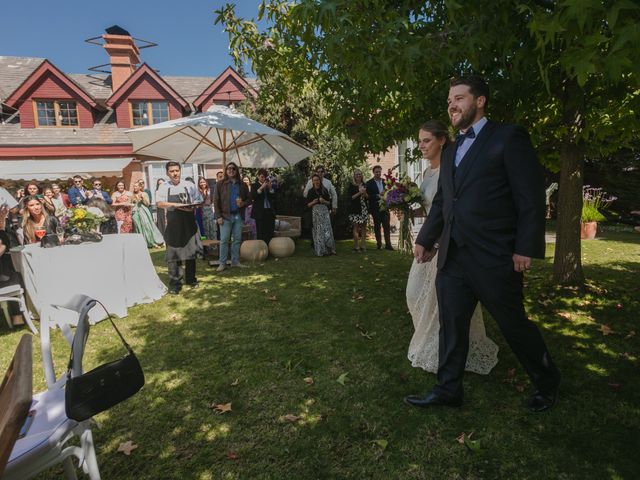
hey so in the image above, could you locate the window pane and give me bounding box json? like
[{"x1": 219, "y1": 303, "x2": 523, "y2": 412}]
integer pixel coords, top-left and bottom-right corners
[
  {"x1": 36, "y1": 101, "x2": 55, "y2": 126},
  {"x1": 131, "y1": 101, "x2": 148, "y2": 126},
  {"x1": 151, "y1": 101, "x2": 168, "y2": 124},
  {"x1": 58, "y1": 101, "x2": 78, "y2": 126}
]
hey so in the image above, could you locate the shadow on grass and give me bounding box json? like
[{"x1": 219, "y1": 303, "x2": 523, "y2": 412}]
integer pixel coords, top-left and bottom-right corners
[{"x1": 33, "y1": 237, "x2": 639, "y2": 479}]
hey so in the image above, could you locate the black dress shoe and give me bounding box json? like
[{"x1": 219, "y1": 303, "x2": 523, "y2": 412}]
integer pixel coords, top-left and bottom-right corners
[
  {"x1": 404, "y1": 392, "x2": 463, "y2": 408},
  {"x1": 385, "y1": 245, "x2": 394, "y2": 251},
  {"x1": 527, "y1": 389, "x2": 558, "y2": 413}
]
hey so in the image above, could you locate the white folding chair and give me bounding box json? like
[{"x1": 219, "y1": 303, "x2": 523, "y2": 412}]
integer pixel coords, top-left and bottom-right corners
[
  {"x1": 3, "y1": 295, "x2": 101, "y2": 480},
  {"x1": 0, "y1": 284, "x2": 38, "y2": 334}
]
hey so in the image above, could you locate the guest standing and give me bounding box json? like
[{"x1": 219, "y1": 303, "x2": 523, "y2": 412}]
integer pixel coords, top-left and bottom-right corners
[
  {"x1": 21, "y1": 196, "x2": 59, "y2": 244},
  {"x1": 156, "y1": 162, "x2": 203, "y2": 294},
  {"x1": 111, "y1": 180, "x2": 133, "y2": 233},
  {"x1": 251, "y1": 169, "x2": 277, "y2": 245},
  {"x1": 307, "y1": 174, "x2": 336, "y2": 256},
  {"x1": 213, "y1": 162, "x2": 251, "y2": 271},
  {"x1": 50, "y1": 183, "x2": 69, "y2": 216},
  {"x1": 195, "y1": 176, "x2": 216, "y2": 240},
  {"x1": 347, "y1": 169, "x2": 369, "y2": 252},
  {"x1": 303, "y1": 165, "x2": 338, "y2": 214},
  {"x1": 131, "y1": 182, "x2": 164, "y2": 247},
  {"x1": 41, "y1": 187, "x2": 57, "y2": 216},
  {"x1": 366, "y1": 165, "x2": 393, "y2": 250},
  {"x1": 87, "y1": 179, "x2": 112, "y2": 204},
  {"x1": 67, "y1": 176, "x2": 88, "y2": 206}
]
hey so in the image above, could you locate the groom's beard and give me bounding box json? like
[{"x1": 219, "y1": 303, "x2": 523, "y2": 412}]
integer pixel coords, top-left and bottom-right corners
[{"x1": 451, "y1": 103, "x2": 477, "y2": 131}]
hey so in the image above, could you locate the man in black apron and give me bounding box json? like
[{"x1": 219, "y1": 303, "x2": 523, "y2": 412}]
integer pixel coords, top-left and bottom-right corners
[{"x1": 156, "y1": 162, "x2": 203, "y2": 294}]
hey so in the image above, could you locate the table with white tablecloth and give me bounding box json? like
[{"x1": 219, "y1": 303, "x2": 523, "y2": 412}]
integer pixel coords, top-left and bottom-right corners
[{"x1": 11, "y1": 234, "x2": 166, "y2": 324}]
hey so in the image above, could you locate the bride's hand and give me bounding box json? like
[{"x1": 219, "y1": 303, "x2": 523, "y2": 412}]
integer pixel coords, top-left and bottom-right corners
[{"x1": 414, "y1": 244, "x2": 437, "y2": 263}]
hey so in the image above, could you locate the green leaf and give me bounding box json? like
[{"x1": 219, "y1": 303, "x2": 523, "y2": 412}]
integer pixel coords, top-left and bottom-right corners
[
  {"x1": 372, "y1": 439, "x2": 388, "y2": 450},
  {"x1": 336, "y1": 373, "x2": 348, "y2": 385}
]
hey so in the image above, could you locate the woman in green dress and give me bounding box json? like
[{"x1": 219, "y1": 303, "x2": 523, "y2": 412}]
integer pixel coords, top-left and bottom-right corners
[{"x1": 132, "y1": 182, "x2": 164, "y2": 248}]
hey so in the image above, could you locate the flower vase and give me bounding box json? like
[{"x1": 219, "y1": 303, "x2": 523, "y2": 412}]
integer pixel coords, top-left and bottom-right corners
[{"x1": 580, "y1": 221, "x2": 597, "y2": 240}]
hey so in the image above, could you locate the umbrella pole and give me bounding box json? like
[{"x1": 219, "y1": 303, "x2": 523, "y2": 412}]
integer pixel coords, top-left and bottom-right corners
[{"x1": 223, "y1": 129, "x2": 227, "y2": 168}]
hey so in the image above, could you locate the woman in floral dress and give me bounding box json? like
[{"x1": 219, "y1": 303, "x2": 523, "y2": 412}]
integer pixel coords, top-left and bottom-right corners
[{"x1": 111, "y1": 180, "x2": 133, "y2": 233}]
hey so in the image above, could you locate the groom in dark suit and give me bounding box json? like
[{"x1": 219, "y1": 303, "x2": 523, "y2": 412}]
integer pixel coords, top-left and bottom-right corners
[{"x1": 405, "y1": 76, "x2": 560, "y2": 412}]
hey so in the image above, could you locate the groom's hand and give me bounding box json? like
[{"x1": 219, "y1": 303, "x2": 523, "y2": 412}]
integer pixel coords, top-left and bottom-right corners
[{"x1": 512, "y1": 253, "x2": 532, "y2": 272}]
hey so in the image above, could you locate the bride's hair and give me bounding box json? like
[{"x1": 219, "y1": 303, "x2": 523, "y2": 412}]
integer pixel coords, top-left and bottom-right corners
[{"x1": 419, "y1": 120, "x2": 451, "y2": 146}]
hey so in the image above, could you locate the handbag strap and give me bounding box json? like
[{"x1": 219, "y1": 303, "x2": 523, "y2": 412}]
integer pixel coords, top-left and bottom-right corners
[{"x1": 66, "y1": 299, "x2": 133, "y2": 377}]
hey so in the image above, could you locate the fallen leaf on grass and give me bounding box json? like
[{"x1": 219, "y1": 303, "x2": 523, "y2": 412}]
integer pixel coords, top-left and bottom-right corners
[
  {"x1": 210, "y1": 402, "x2": 232, "y2": 414},
  {"x1": 515, "y1": 384, "x2": 525, "y2": 392},
  {"x1": 230, "y1": 378, "x2": 240, "y2": 386},
  {"x1": 262, "y1": 288, "x2": 270, "y2": 294},
  {"x1": 372, "y1": 439, "x2": 388, "y2": 450},
  {"x1": 625, "y1": 331, "x2": 636, "y2": 339},
  {"x1": 455, "y1": 432, "x2": 481, "y2": 452},
  {"x1": 356, "y1": 324, "x2": 375, "y2": 339},
  {"x1": 227, "y1": 451, "x2": 239, "y2": 460},
  {"x1": 117, "y1": 441, "x2": 138, "y2": 456},
  {"x1": 268, "y1": 295, "x2": 278, "y2": 301},
  {"x1": 601, "y1": 325, "x2": 613, "y2": 336},
  {"x1": 351, "y1": 292, "x2": 365, "y2": 301},
  {"x1": 170, "y1": 313, "x2": 178, "y2": 321},
  {"x1": 283, "y1": 414, "x2": 300, "y2": 422},
  {"x1": 384, "y1": 308, "x2": 391, "y2": 314},
  {"x1": 337, "y1": 373, "x2": 348, "y2": 385},
  {"x1": 558, "y1": 312, "x2": 573, "y2": 320},
  {"x1": 303, "y1": 376, "x2": 314, "y2": 385}
]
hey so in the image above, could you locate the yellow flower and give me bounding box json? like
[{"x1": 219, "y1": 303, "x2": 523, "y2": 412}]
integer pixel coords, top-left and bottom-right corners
[{"x1": 74, "y1": 209, "x2": 86, "y2": 219}]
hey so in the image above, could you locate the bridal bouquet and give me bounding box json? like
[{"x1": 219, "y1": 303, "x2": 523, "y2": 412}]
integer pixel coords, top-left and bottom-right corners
[
  {"x1": 379, "y1": 170, "x2": 423, "y2": 253},
  {"x1": 60, "y1": 206, "x2": 106, "y2": 233}
]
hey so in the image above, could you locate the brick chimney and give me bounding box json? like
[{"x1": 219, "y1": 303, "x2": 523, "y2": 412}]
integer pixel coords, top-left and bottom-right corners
[{"x1": 102, "y1": 25, "x2": 140, "y2": 92}]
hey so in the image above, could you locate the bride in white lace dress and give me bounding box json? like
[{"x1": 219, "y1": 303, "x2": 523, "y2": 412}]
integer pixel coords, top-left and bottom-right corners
[{"x1": 407, "y1": 120, "x2": 498, "y2": 375}]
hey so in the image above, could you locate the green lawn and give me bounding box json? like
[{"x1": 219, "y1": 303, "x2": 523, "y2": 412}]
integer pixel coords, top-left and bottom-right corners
[{"x1": 1, "y1": 230, "x2": 638, "y2": 479}]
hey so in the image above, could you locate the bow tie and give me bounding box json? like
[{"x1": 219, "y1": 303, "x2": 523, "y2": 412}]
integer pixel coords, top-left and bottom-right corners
[{"x1": 456, "y1": 127, "x2": 476, "y2": 145}]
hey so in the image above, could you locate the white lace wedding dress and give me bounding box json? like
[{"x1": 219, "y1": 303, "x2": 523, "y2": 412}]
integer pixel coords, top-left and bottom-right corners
[{"x1": 406, "y1": 166, "x2": 499, "y2": 374}]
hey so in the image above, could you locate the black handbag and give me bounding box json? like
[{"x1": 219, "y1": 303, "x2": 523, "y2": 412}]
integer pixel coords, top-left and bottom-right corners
[{"x1": 65, "y1": 301, "x2": 145, "y2": 421}]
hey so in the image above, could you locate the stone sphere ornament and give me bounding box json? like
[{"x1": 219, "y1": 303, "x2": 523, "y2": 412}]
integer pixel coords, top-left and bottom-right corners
[
  {"x1": 269, "y1": 237, "x2": 295, "y2": 258},
  {"x1": 240, "y1": 240, "x2": 269, "y2": 262}
]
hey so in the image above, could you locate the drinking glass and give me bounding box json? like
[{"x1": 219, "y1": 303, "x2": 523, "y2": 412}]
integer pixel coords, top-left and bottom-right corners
[{"x1": 34, "y1": 228, "x2": 46, "y2": 241}]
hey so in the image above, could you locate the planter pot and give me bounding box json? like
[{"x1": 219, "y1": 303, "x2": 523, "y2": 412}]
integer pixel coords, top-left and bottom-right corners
[{"x1": 580, "y1": 221, "x2": 598, "y2": 240}]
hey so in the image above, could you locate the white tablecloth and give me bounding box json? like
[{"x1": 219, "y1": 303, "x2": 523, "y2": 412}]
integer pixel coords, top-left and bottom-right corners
[{"x1": 11, "y1": 234, "x2": 166, "y2": 324}]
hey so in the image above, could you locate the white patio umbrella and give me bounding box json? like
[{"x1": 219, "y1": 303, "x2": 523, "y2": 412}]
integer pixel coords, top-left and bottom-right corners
[{"x1": 125, "y1": 105, "x2": 314, "y2": 168}]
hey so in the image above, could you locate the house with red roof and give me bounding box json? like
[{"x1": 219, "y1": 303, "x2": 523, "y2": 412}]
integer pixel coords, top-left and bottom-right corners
[{"x1": 0, "y1": 25, "x2": 257, "y2": 191}]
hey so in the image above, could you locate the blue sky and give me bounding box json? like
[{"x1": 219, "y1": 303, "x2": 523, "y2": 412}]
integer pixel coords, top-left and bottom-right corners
[{"x1": 1, "y1": 0, "x2": 265, "y2": 77}]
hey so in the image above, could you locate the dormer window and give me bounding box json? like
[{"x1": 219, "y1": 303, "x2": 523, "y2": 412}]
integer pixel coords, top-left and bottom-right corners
[
  {"x1": 130, "y1": 101, "x2": 169, "y2": 126},
  {"x1": 34, "y1": 100, "x2": 78, "y2": 127}
]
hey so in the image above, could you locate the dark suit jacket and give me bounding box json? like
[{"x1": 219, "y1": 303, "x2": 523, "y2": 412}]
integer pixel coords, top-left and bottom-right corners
[
  {"x1": 365, "y1": 178, "x2": 385, "y2": 213},
  {"x1": 416, "y1": 121, "x2": 546, "y2": 268},
  {"x1": 250, "y1": 181, "x2": 276, "y2": 219},
  {"x1": 90, "y1": 190, "x2": 113, "y2": 205},
  {"x1": 67, "y1": 186, "x2": 87, "y2": 206}
]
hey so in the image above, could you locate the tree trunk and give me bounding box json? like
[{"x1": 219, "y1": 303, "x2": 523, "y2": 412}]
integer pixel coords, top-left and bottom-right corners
[{"x1": 553, "y1": 138, "x2": 585, "y2": 285}]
